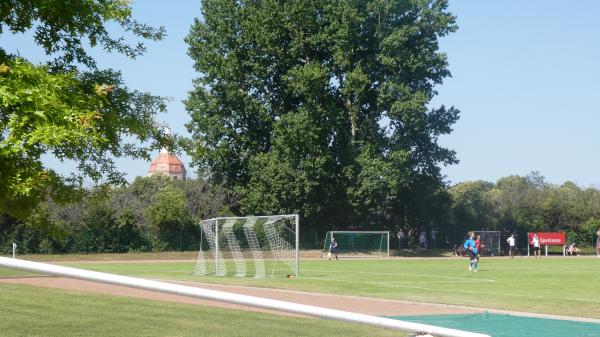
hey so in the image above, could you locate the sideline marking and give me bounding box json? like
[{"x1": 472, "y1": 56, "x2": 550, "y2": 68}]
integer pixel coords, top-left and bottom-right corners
[
  {"x1": 302, "y1": 269, "x2": 496, "y2": 282},
  {"x1": 303, "y1": 276, "x2": 480, "y2": 286},
  {"x1": 301, "y1": 274, "x2": 599, "y2": 304},
  {"x1": 374, "y1": 283, "x2": 600, "y2": 304}
]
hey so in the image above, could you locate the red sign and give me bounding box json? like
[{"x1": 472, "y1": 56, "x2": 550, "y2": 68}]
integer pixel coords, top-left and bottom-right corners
[{"x1": 528, "y1": 232, "x2": 566, "y2": 246}]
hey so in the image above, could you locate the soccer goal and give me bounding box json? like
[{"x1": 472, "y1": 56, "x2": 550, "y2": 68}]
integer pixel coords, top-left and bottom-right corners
[
  {"x1": 321, "y1": 231, "x2": 390, "y2": 258},
  {"x1": 194, "y1": 214, "x2": 299, "y2": 278},
  {"x1": 473, "y1": 230, "x2": 501, "y2": 256}
]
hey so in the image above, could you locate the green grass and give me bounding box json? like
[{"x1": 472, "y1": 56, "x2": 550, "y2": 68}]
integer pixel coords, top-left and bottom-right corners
[
  {"x1": 0, "y1": 283, "x2": 404, "y2": 337},
  {"x1": 3, "y1": 256, "x2": 600, "y2": 320},
  {"x1": 55, "y1": 257, "x2": 600, "y2": 319}
]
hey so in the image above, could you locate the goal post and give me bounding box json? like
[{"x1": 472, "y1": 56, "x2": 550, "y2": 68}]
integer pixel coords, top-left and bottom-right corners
[
  {"x1": 195, "y1": 214, "x2": 299, "y2": 278},
  {"x1": 321, "y1": 231, "x2": 390, "y2": 258},
  {"x1": 470, "y1": 231, "x2": 501, "y2": 256}
]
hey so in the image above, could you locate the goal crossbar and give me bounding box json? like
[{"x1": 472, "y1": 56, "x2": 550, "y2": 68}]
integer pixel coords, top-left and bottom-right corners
[
  {"x1": 197, "y1": 214, "x2": 300, "y2": 278},
  {"x1": 203, "y1": 214, "x2": 299, "y2": 221}
]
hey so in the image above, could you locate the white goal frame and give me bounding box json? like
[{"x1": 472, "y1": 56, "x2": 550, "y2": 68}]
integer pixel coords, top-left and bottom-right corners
[
  {"x1": 470, "y1": 230, "x2": 501, "y2": 256},
  {"x1": 322, "y1": 231, "x2": 390, "y2": 258},
  {"x1": 197, "y1": 214, "x2": 300, "y2": 277}
]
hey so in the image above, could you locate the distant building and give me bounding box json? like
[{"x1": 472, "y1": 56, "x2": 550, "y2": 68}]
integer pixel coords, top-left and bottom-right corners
[
  {"x1": 147, "y1": 148, "x2": 187, "y2": 180},
  {"x1": 147, "y1": 127, "x2": 186, "y2": 180}
]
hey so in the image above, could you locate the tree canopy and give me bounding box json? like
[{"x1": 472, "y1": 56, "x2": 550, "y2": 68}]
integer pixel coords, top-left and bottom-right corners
[
  {"x1": 0, "y1": 0, "x2": 169, "y2": 217},
  {"x1": 447, "y1": 172, "x2": 600, "y2": 247},
  {"x1": 185, "y1": 0, "x2": 460, "y2": 232}
]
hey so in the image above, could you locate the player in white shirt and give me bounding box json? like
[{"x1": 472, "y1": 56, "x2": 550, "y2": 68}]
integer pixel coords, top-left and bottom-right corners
[
  {"x1": 507, "y1": 234, "x2": 516, "y2": 258},
  {"x1": 531, "y1": 233, "x2": 541, "y2": 258}
]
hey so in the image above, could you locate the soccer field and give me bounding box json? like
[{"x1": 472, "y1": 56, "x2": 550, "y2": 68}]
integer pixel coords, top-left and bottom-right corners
[
  {"x1": 1, "y1": 256, "x2": 599, "y2": 336},
  {"x1": 43, "y1": 256, "x2": 600, "y2": 319}
]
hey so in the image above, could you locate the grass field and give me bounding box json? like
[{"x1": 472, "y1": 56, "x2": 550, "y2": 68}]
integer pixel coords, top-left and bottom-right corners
[
  {"x1": 0, "y1": 283, "x2": 403, "y2": 337},
  {"x1": 55, "y1": 257, "x2": 600, "y2": 319},
  {"x1": 1, "y1": 255, "x2": 599, "y2": 336}
]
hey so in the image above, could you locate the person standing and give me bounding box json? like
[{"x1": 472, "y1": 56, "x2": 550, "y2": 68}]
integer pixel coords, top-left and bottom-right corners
[
  {"x1": 532, "y1": 233, "x2": 541, "y2": 258},
  {"x1": 475, "y1": 234, "x2": 482, "y2": 253},
  {"x1": 419, "y1": 231, "x2": 428, "y2": 249},
  {"x1": 464, "y1": 232, "x2": 479, "y2": 272},
  {"x1": 329, "y1": 238, "x2": 338, "y2": 260},
  {"x1": 397, "y1": 229, "x2": 406, "y2": 250},
  {"x1": 507, "y1": 234, "x2": 516, "y2": 258},
  {"x1": 430, "y1": 228, "x2": 437, "y2": 248},
  {"x1": 596, "y1": 228, "x2": 600, "y2": 258},
  {"x1": 475, "y1": 234, "x2": 482, "y2": 265}
]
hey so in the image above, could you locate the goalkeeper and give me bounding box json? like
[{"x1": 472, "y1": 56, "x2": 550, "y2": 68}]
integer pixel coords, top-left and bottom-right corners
[
  {"x1": 464, "y1": 232, "x2": 479, "y2": 272},
  {"x1": 329, "y1": 238, "x2": 339, "y2": 260}
]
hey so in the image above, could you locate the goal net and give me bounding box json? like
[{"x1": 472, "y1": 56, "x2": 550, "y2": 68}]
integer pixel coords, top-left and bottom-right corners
[
  {"x1": 472, "y1": 230, "x2": 501, "y2": 256},
  {"x1": 321, "y1": 231, "x2": 389, "y2": 258},
  {"x1": 194, "y1": 215, "x2": 299, "y2": 278}
]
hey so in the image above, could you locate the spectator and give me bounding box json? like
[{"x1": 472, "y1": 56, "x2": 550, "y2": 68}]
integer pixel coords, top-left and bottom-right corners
[
  {"x1": 419, "y1": 231, "x2": 428, "y2": 249},
  {"x1": 507, "y1": 234, "x2": 516, "y2": 258},
  {"x1": 596, "y1": 228, "x2": 600, "y2": 258},
  {"x1": 397, "y1": 229, "x2": 406, "y2": 250},
  {"x1": 531, "y1": 233, "x2": 541, "y2": 258},
  {"x1": 453, "y1": 244, "x2": 465, "y2": 257},
  {"x1": 501, "y1": 228, "x2": 511, "y2": 255},
  {"x1": 567, "y1": 243, "x2": 581, "y2": 256}
]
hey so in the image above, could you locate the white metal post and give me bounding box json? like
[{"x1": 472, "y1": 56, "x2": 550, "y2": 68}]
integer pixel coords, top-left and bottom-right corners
[
  {"x1": 214, "y1": 219, "x2": 219, "y2": 275},
  {"x1": 295, "y1": 214, "x2": 300, "y2": 277},
  {"x1": 12, "y1": 242, "x2": 16, "y2": 259},
  {"x1": 498, "y1": 234, "x2": 501, "y2": 256},
  {"x1": 527, "y1": 232, "x2": 530, "y2": 257},
  {"x1": 545, "y1": 245, "x2": 548, "y2": 257},
  {"x1": 386, "y1": 231, "x2": 390, "y2": 257}
]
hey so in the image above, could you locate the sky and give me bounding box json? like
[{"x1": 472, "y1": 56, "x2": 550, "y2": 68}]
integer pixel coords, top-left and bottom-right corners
[{"x1": 2, "y1": 1, "x2": 600, "y2": 187}]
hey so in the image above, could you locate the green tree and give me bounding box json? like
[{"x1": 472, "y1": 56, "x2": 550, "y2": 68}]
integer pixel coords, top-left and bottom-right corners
[
  {"x1": 0, "y1": 1, "x2": 168, "y2": 218},
  {"x1": 145, "y1": 185, "x2": 188, "y2": 251},
  {"x1": 185, "y1": 0, "x2": 459, "y2": 234},
  {"x1": 75, "y1": 201, "x2": 118, "y2": 253},
  {"x1": 450, "y1": 180, "x2": 496, "y2": 237}
]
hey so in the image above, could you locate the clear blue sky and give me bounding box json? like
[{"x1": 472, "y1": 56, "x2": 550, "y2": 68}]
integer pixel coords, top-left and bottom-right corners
[{"x1": 3, "y1": 1, "x2": 599, "y2": 187}]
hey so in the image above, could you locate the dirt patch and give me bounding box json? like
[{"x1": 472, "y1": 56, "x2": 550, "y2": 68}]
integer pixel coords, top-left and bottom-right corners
[{"x1": 0, "y1": 276, "x2": 478, "y2": 318}]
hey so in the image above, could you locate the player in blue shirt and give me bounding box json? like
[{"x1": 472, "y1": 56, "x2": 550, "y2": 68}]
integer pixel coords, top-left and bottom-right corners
[{"x1": 464, "y1": 232, "x2": 479, "y2": 272}]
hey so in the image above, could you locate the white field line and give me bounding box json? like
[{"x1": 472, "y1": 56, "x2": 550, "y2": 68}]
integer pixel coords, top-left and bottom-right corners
[
  {"x1": 320, "y1": 279, "x2": 600, "y2": 304},
  {"x1": 302, "y1": 276, "x2": 481, "y2": 286},
  {"x1": 301, "y1": 270, "x2": 600, "y2": 304},
  {"x1": 301, "y1": 269, "x2": 497, "y2": 282}
]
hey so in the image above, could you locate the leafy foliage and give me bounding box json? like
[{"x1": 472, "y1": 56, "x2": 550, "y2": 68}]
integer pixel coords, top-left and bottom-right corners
[
  {"x1": 0, "y1": 176, "x2": 236, "y2": 254},
  {"x1": 448, "y1": 172, "x2": 600, "y2": 247},
  {"x1": 0, "y1": 0, "x2": 165, "y2": 69},
  {"x1": 185, "y1": 0, "x2": 460, "y2": 233},
  {"x1": 0, "y1": 1, "x2": 168, "y2": 217}
]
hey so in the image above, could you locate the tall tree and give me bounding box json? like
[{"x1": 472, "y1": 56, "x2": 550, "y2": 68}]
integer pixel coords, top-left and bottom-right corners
[
  {"x1": 0, "y1": 1, "x2": 168, "y2": 218},
  {"x1": 185, "y1": 0, "x2": 459, "y2": 232}
]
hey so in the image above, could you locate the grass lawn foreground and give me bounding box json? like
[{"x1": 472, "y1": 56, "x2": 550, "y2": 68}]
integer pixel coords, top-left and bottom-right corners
[{"x1": 0, "y1": 283, "x2": 403, "y2": 337}]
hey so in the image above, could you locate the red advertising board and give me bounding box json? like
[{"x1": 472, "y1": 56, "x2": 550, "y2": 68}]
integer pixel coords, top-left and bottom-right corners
[{"x1": 528, "y1": 232, "x2": 566, "y2": 246}]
